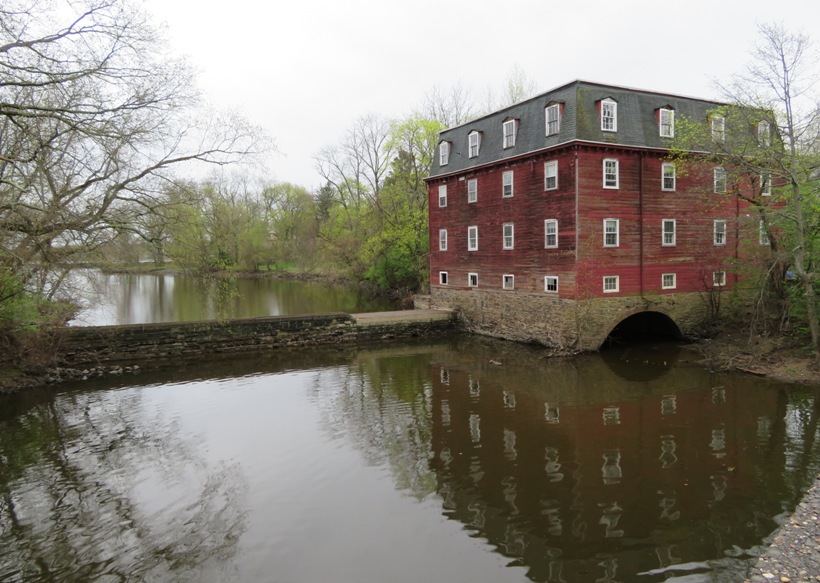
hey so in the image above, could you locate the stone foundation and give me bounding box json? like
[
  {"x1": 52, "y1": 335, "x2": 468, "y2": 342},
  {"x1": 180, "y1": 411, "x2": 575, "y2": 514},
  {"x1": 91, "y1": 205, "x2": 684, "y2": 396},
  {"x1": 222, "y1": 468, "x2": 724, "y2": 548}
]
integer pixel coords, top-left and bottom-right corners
[{"x1": 429, "y1": 288, "x2": 716, "y2": 351}]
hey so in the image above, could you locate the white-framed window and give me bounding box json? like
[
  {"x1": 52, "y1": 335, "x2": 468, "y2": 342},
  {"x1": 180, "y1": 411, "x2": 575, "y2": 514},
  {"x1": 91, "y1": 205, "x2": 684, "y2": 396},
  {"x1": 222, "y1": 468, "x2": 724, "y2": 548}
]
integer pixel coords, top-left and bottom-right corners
[
  {"x1": 603, "y1": 158, "x2": 619, "y2": 189},
  {"x1": 659, "y1": 108, "x2": 675, "y2": 138},
  {"x1": 439, "y1": 271, "x2": 448, "y2": 285},
  {"x1": 713, "y1": 271, "x2": 726, "y2": 287},
  {"x1": 544, "y1": 160, "x2": 558, "y2": 190},
  {"x1": 502, "y1": 170, "x2": 514, "y2": 198},
  {"x1": 468, "y1": 272, "x2": 478, "y2": 287},
  {"x1": 714, "y1": 167, "x2": 727, "y2": 194},
  {"x1": 544, "y1": 219, "x2": 558, "y2": 248},
  {"x1": 761, "y1": 172, "x2": 771, "y2": 196},
  {"x1": 714, "y1": 220, "x2": 726, "y2": 246},
  {"x1": 502, "y1": 274, "x2": 515, "y2": 290},
  {"x1": 503, "y1": 119, "x2": 517, "y2": 148},
  {"x1": 438, "y1": 228, "x2": 447, "y2": 251},
  {"x1": 467, "y1": 178, "x2": 478, "y2": 203},
  {"x1": 438, "y1": 184, "x2": 447, "y2": 207},
  {"x1": 603, "y1": 275, "x2": 620, "y2": 293},
  {"x1": 601, "y1": 99, "x2": 617, "y2": 132},
  {"x1": 760, "y1": 220, "x2": 770, "y2": 246},
  {"x1": 546, "y1": 104, "x2": 561, "y2": 136},
  {"x1": 439, "y1": 141, "x2": 450, "y2": 166},
  {"x1": 662, "y1": 219, "x2": 676, "y2": 246},
  {"x1": 544, "y1": 276, "x2": 558, "y2": 293},
  {"x1": 758, "y1": 120, "x2": 771, "y2": 147},
  {"x1": 712, "y1": 116, "x2": 725, "y2": 142},
  {"x1": 662, "y1": 273, "x2": 676, "y2": 290},
  {"x1": 603, "y1": 218, "x2": 619, "y2": 247},
  {"x1": 503, "y1": 223, "x2": 514, "y2": 250},
  {"x1": 468, "y1": 131, "x2": 481, "y2": 158},
  {"x1": 467, "y1": 226, "x2": 478, "y2": 251},
  {"x1": 662, "y1": 163, "x2": 676, "y2": 191}
]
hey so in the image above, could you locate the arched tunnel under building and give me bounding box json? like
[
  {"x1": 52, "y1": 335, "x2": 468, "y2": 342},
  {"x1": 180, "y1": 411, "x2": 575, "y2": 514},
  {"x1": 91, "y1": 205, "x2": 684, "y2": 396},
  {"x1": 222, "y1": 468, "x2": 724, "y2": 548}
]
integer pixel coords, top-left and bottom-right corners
[{"x1": 603, "y1": 311, "x2": 683, "y2": 348}]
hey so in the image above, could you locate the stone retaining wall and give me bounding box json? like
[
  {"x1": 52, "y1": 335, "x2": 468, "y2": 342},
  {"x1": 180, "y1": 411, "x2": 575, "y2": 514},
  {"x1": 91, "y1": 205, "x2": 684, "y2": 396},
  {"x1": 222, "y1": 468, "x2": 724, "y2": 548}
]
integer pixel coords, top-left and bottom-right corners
[
  {"x1": 54, "y1": 312, "x2": 457, "y2": 367},
  {"x1": 428, "y1": 288, "x2": 715, "y2": 350}
]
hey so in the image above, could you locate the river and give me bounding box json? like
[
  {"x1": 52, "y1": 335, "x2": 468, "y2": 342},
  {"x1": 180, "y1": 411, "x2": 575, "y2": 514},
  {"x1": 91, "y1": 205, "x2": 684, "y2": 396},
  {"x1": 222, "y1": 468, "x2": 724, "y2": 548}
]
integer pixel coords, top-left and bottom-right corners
[
  {"x1": 1, "y1": 335, "x2": 818, "y2": 582},
  {"x1": 67, "y1": 270, "x2": 400, "y2": 326}
]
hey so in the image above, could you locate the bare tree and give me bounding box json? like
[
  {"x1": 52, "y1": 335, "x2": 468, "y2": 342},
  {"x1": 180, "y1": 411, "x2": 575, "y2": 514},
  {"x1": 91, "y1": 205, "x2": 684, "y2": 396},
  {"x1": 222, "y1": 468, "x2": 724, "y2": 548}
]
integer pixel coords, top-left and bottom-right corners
[
  {"x1": 0, "y1": 0, "x2": 262, "y2": 314},
  {"x1": 419, "y1": 83, "x2": 475, "y2": 128}
]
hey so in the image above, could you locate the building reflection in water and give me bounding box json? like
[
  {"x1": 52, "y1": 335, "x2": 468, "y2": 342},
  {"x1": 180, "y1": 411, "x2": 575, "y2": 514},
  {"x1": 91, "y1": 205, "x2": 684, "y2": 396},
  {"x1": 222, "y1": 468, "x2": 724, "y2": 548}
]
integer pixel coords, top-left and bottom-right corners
[{"x1": 426, "y1": 340, "x2": 820, "y2": 582}]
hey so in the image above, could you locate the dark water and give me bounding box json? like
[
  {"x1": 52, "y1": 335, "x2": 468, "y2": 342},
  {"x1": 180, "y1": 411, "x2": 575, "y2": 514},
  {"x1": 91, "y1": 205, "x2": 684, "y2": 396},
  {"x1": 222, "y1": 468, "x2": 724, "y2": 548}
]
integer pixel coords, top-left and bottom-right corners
[
  {"x1": 1, "y1": 335, "x2": 819, "y2": 582},
  {"x1": 68, "y1": 270, "x2": 399, "y2": 326}
]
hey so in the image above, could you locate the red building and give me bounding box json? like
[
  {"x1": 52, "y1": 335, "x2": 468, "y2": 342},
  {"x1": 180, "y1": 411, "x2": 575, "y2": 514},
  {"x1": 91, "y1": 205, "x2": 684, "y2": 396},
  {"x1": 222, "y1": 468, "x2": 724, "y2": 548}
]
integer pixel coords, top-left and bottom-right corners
[{"x1": 426, "y1": 81, "x2": 771, "y2": 349}]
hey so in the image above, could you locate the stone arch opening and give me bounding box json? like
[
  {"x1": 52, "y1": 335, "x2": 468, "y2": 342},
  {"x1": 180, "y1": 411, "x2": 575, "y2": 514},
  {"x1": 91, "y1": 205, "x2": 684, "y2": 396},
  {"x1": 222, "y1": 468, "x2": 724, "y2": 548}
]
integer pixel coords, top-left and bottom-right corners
[{"x1": 603, "y1": 311, "x2": 683, "y2": 348}]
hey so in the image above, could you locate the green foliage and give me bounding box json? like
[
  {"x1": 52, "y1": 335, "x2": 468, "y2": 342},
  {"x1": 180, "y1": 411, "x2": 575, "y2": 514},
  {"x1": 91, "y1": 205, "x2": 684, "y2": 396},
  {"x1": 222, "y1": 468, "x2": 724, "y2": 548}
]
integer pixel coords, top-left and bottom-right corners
[{"x1": 317, "y1": 115, "x2": 441, "y2": 292}]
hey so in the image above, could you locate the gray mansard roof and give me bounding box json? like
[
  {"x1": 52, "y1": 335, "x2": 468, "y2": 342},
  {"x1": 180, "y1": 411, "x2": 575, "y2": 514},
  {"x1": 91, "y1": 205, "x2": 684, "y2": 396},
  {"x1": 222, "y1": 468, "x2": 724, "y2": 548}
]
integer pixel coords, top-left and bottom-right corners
[{"x1": 429, "y1": 80, "x2": 723, "y2": 178}]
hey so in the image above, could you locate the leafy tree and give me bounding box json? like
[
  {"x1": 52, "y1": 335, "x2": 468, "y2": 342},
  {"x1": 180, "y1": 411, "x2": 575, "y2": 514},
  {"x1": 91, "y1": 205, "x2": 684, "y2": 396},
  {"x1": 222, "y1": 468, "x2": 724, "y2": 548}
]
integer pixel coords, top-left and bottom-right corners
[
  {"x1": 672, "y1": 24, "x2": 820, "y2": 361},
  {"x1": 361, "y1": 116, "x2": 442, "y2": 291},
  {"x1": 262, "y1": 182, "x2": 317, "y2": 268}
]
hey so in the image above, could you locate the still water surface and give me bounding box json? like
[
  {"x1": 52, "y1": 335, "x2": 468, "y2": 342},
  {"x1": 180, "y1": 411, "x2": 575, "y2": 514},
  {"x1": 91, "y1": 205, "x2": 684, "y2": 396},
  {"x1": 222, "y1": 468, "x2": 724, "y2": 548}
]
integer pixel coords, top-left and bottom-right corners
[
  {"x1": 1, "y1": 336, "x2": 819, "y2": 582},
  {"x1": 69, "y1": 270, "x2": 399, "y2": 326}
]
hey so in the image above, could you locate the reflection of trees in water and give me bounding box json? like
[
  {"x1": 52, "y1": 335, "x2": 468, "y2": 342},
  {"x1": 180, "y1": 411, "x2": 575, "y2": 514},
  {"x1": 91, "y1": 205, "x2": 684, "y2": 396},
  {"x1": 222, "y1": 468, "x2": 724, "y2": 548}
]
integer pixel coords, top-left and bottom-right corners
[
  {"x1": 0, "y1": 389, "x2": 247, "y2": 582},
  {"x1": 308, "y1": 350, "x2": 437, "y2": 500}
]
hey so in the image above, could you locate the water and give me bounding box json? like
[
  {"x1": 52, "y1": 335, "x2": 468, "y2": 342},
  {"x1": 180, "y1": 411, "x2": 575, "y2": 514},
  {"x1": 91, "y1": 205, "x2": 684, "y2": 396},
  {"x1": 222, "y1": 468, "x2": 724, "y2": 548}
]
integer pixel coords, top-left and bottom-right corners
[
  {"x1": 1, "y1": 336, "x2": 819, "y2": 582},
  {"x1": 67, "y1": 270, "x2": 400, "y2": 326}
]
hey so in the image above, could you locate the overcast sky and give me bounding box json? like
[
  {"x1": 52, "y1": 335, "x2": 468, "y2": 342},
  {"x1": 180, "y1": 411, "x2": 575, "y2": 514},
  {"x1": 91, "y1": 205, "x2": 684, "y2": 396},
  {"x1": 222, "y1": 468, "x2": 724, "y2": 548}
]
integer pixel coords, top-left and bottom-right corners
[{"x1": 143, "y1": 0, "x2": 818, "y2": 190}]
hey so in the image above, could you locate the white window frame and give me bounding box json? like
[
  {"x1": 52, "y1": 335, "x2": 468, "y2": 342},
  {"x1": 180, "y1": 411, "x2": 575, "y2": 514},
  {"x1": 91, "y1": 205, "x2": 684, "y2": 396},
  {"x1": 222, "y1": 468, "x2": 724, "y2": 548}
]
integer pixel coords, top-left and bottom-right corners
[
  {"x1": 662, "y1": 273, "x2": 676, "y2": 290},
  {"x1": 438, "y1": 228, "x2": 447, "y2": 251},
  {"x1": 467, "y1": 178, "x2": 477, "y2": 203},
  {"x1": 603, "y1": 275, "x2": 620, "y2": 293},
  {"x1": 662, "y1": 219, "x2": 676, "y2": 247},
  {"x1": 503, "y1": 119, "x2": 516, "y2": 148},
  {"x1": 760, "y1": 220, "x2": 770, "y2": 246},
  {"x1": 601, "y1": 99, "x2": 617, "y2": 132},
  {"x1": 713, "y1": 220, "x2": 726, "y2": 246},
  {"x1": 603, "y1": 158, "x2": 619, "y2": 189},
  {"x1": 438, "y1": 184, "x2": 447, "y2": 207},
  {"x1": 439, "y1": 141, "x2": 449, "y2": 166},
  {"x1": 712, "y1": 116, "x2": 725, "y2": 142},
  {"x1": 468, "y1": 272, "x2": 478, "y2": 288},
  {"x1": 502, "y1": 274, "x2": 515, "y2": 290},
  {"x1": 544, "y1": 160, "x2": 558, "y2": 190},
  {"x1": 503, "y1": 223, "x2": 514, "y2": 250},
  {"x1": 714, "y1": 167, "x2": 727, "y2": 194},
  {"x1": 603, "y1": 218, "x2": 619, "y2": 247},
  {"x1": 662, "y1": 163, "x2": 676, "y2": 191},
  {"x1": 467, "y1": 226, "x2": 478, "y2": 251},
  {"x1": 468, "y1": 131, "x2": 481, "y2": 158},
  {"x1": 439, "y1": 271, "x2": 448, "y2": 285},
  {"x1": 713, "y1": 271, "x2": 726, "y2": 287},
  {"x1": 544, "y1": 219, "x2": 558, "y2": 249},
  {"x1": 659, "y1": 108, "x2": 675, "y2": 138},
  {"x1": 544, "y1": 276, "x2": 558, "y2": 294},
  {"x1": 761, "y1": 172, "x2": 771, "y2": 196},
  {"x1": 502, "y1": 170, "x2": 514, "y2": 198},
  {"x1": 758, "y1": 120, "x2": 771, "y2": 147},
  {"x1": 546, "y1": 104, "x2": 561, "y2": 136}
]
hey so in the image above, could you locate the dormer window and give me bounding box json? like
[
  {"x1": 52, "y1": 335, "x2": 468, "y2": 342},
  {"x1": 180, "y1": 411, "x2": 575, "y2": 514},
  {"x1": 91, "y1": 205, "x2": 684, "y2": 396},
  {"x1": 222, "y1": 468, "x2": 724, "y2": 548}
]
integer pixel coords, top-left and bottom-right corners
[
  {"x1": 439, "y1": 141, "x2": 450, "y2": 166},
  {"x1": 659, "y1": 107, "x2": 675, "y2": 138},
  {"x1": 545, "y1": 103, "x2": 561, "y2": 136},
  {"x1": 601, "y1": 98, "x2": 617, "y2": 132},
  {"x1": 468, "y1": 131, "x2": 481, "y2": 158},
  {"x1": 712, "y1": 116, "x2": 725, "y2": 142},
  {"x1": 503, "y1": 119, "x2": 517, "y2": 148},
  {"x1": 758, "y1": 120, "x2": 771, "y2": 147}
]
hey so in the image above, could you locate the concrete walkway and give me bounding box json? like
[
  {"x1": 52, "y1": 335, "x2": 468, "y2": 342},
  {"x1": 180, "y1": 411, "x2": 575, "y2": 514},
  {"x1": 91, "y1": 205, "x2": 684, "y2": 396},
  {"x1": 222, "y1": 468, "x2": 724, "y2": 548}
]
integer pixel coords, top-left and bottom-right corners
[{"x1": 352, "y1": 309, "x2": 456, "y2": 326}]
